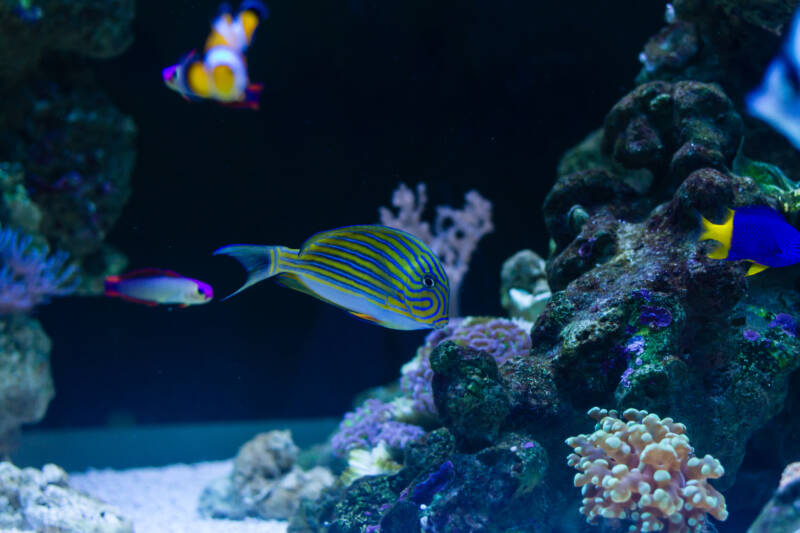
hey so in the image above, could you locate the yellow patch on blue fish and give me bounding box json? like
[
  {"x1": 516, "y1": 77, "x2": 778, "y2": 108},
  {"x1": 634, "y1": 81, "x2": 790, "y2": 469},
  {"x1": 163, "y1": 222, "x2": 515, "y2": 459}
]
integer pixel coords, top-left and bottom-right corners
[
  {"x1": 214, "y1": 225, "x2": 451, "y2": 330},
  {"x1": 698, "y1": 206, "x2": 800, "y2": 276}
]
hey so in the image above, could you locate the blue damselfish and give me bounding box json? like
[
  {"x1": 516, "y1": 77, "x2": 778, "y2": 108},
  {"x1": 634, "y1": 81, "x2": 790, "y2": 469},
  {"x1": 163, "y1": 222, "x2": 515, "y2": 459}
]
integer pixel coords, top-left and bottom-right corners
[
  {"x1": 214, "y1": 225, "x2": 450, "y2": 330},
  {"x1": 698, "y1": 206, "x2": 800, "y2": 276}
]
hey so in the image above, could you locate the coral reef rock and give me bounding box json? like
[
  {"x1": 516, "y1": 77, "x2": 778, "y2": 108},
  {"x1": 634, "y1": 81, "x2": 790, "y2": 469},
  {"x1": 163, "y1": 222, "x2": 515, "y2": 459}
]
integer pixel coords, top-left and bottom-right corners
[
  {"x1": 298, "y1": 15, "x2": 800, "y2": 531},
  {"x1": 534, "y1": 80, "x2": 799, "y2": 495},
  {"x1": 499, "y1": 249, "x2": 551, "y2": 323},
  {"x1": 198, "y1": 430, "x2": 334, "y2": 521},
  {"x1": 748, "y1": 461, "x2": 800, "y2": 533},
  {"x1": 0, "y1": 0, "x2": 134, "y2": 81},
  {"x1": 0, "y1": 315, "x2": 53, "y2": 454},
  {"x1": 289, "y1": 341, "x2": 560, "y2": 533},
  {"x1": 431, "y1": 341, "x2": 511, "y2": 448},
  {"x1": 0, "y1": 461, "x2": 132, "y2": 532},
  {"x1": 3, "y1": 82, "x2": 137, "y2": 260}
]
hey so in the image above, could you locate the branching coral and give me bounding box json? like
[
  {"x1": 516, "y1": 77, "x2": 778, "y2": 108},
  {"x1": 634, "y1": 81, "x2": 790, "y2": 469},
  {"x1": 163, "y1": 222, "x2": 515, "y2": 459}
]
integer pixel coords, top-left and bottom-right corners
[
  {"x1": 401, "y1": 317, "x2": 532, "y2": 416},
  {"x1": 566, "y1": 407, "x2": 728, "y2": 533},
  {"x1": 0, "y1": 225, "x2": 79, "y2": 314},
  {"x1": 378, "y1": 182, "x2": 493, "y2": 317}
]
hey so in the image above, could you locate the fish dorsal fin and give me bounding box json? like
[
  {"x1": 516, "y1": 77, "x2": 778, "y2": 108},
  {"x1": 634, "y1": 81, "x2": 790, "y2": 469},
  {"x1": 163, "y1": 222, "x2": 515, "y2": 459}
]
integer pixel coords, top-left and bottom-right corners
[
  {"x1": 747, "y1": 262, "x2": 770, "y2": 276},
  {"x1": 238, "y1": 1, "x2": 269, "y2": 46},
  {"x1": 119, "y1": 268, "x2": 182, "y2": 280},
  {"x1": 205, "y1": 5, "x2": 234, "y2": 50},
  {"x1": 736, "y1": 205, "x2": 788, "y2": 222}
]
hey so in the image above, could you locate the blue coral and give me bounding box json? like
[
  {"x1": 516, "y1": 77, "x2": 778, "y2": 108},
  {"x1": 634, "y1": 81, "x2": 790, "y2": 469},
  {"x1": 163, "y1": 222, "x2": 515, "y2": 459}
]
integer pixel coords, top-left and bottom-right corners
[
  {"x1": 0, "y1": 226, "x2": 79, "y2": 314},
  {"x1": 330, "y1": 399, "x2": 426, "y2": 457}
]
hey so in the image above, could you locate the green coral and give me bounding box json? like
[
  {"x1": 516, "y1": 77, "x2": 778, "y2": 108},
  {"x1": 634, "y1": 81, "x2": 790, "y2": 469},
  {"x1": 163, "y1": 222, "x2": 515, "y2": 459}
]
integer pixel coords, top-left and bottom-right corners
[
  {"x1": 733, "y1": 152, "x2": 800, "y2": 212},
  {"x1": 0, "y1": 162, "x2": 41, "y2": 233}
]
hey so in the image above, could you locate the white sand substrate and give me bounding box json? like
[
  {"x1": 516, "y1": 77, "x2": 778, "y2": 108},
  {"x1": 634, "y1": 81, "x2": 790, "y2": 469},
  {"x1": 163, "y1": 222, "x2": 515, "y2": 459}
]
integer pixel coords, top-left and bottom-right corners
[{"x1": 70, "y1": 460, "x2": 288, "y2": 533}]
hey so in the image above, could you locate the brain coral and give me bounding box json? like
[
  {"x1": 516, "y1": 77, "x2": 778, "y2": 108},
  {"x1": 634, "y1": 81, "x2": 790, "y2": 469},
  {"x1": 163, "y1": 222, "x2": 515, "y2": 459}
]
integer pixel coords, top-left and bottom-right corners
[{"x1": 566, "y1": 407, "x2": 728, "y2": 533}]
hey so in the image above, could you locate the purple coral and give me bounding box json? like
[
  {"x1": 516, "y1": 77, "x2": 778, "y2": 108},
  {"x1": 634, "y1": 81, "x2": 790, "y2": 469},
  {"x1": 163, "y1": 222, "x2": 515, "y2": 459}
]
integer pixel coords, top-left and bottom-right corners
[
  {"x1": 378, "y1": 183, "x2": 493, "y2": 317},
  {"x1": 639, "y1": 305, "x2": 672, "y2": 329},
  {"x1": 743, "y1": 328, "x2": 761, "y2": 341},
  {"x1": 623, "y1": 335, "x2": 645, "y2": 357},
  {"x1": 0, "y1": 226, "x2": 79, "y2": 314},
  {"x1": 769, "y1": 313, "x2": 797, "y2": 338},
  {"x1": 330, "y1": 399, "x2": 426, "y2": 457},
  {"x1": 401, "y1": 317, "x2": 531, "y2": 415}
]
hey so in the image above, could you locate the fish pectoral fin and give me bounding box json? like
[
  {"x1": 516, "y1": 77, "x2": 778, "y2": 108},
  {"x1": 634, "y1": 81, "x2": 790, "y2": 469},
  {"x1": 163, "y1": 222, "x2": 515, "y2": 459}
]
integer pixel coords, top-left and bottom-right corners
[
  {"x1": 348, "y1": 311, "x2": 383, "y2": 325},
  {"x1": 746, "y1": 262, "x2": 770, "y2": 276}
]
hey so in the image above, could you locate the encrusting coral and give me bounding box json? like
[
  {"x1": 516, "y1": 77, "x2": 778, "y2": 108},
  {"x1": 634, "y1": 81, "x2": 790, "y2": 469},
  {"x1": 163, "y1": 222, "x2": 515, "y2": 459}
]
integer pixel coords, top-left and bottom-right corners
[{"x1": 566, "y1": 407, "x2": 728, "y2": 533}]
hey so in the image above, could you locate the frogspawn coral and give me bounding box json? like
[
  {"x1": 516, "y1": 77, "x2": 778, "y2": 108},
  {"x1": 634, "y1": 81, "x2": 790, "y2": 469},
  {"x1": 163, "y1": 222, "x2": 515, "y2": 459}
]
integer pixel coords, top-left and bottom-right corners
[{"x1": 566, "y1": 407, "x2": 727, "y2": 533}]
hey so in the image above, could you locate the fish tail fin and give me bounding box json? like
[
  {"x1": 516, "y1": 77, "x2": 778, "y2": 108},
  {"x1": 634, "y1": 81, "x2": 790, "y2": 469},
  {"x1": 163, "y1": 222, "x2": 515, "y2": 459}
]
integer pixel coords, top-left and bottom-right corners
[
  {"x1": 244, "y1": 83, "x2": 262, "y2": 109},
  {"x1": 213, "y1": 244, "x2": 288, "y2": 300},
  {"x1": 220, "y1": 84, "x2": 262, "y2": 110},
  {"x1": 104, "y1": 275, "x2": 120, "y2": 297},
  {"x1": 698, "y1": 208, "x2": 735, "y2": 259},
  {"x1": 238, "y1": 1, "x2": 269, "y2": 46}
]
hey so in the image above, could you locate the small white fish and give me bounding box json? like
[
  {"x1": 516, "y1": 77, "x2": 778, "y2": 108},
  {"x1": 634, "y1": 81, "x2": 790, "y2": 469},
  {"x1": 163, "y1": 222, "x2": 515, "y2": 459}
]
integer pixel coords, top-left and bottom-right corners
[
  {"x1": 105, "y1": 269, "x2": 213, "y2": 307},
  {"x1": 747, "y1": 7, "x2": 800, "y2": 149}
]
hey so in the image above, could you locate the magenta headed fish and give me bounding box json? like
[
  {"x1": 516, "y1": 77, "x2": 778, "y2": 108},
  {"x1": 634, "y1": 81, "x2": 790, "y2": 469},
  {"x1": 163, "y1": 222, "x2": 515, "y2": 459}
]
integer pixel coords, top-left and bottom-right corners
[{"x1": 104, "y1": 269, "x2": 213, "y2": 307}]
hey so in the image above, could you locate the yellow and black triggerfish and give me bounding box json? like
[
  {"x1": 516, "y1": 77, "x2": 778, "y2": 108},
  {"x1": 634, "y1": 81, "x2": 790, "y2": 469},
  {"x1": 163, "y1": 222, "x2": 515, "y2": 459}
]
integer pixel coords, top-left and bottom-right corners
[
  {"x1": 698, "y1": 205, "x2": 800, "y2": 276},
  {"x1": 214, "y1": 225, "x2": 451, "y2": 330}
]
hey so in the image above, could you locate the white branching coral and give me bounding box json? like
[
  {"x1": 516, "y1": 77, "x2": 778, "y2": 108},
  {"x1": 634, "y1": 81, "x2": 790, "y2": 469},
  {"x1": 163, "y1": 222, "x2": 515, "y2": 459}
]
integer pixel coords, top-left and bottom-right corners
[{"x1": 565, "y1": 407, "x2": 728, "y2": 533}]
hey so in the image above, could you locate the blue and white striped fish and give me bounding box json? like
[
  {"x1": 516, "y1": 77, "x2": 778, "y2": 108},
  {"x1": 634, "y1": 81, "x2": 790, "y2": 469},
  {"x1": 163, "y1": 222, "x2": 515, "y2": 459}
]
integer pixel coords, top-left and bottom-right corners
[{"x1": 214, "y1": 225, "x2": 450, "y2": 330}]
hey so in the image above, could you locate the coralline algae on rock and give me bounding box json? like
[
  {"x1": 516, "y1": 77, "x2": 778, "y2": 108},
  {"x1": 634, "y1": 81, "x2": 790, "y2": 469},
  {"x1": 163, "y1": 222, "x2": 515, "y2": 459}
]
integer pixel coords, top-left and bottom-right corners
[
  {"x1": 198, "y1": 430, "x2": 334, "y2": 521},
  {"x1": 0, "y1": 315, "x2": 53, "y2": 454}
]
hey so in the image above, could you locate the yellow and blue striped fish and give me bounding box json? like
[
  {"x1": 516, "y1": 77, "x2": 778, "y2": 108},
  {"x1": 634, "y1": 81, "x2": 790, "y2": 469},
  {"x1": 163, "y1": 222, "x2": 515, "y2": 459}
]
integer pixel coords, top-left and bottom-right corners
[{"x1": 214, "y1": 225, "x2": 450, "y2": 330}]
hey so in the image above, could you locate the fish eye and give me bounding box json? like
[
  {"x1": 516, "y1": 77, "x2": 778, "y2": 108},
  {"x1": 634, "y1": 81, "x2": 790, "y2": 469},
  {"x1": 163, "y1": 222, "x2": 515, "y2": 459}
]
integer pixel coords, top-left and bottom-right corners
[{"x1": 422, "y1": 275, "x2": 435, "y2": 288}]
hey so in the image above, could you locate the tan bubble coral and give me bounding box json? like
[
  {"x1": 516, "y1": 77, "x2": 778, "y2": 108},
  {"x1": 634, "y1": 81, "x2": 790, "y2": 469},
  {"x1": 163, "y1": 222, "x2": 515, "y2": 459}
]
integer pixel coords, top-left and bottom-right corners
[{"x1": 565, "y1": 407, "x2": 728, "y2": 532}]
